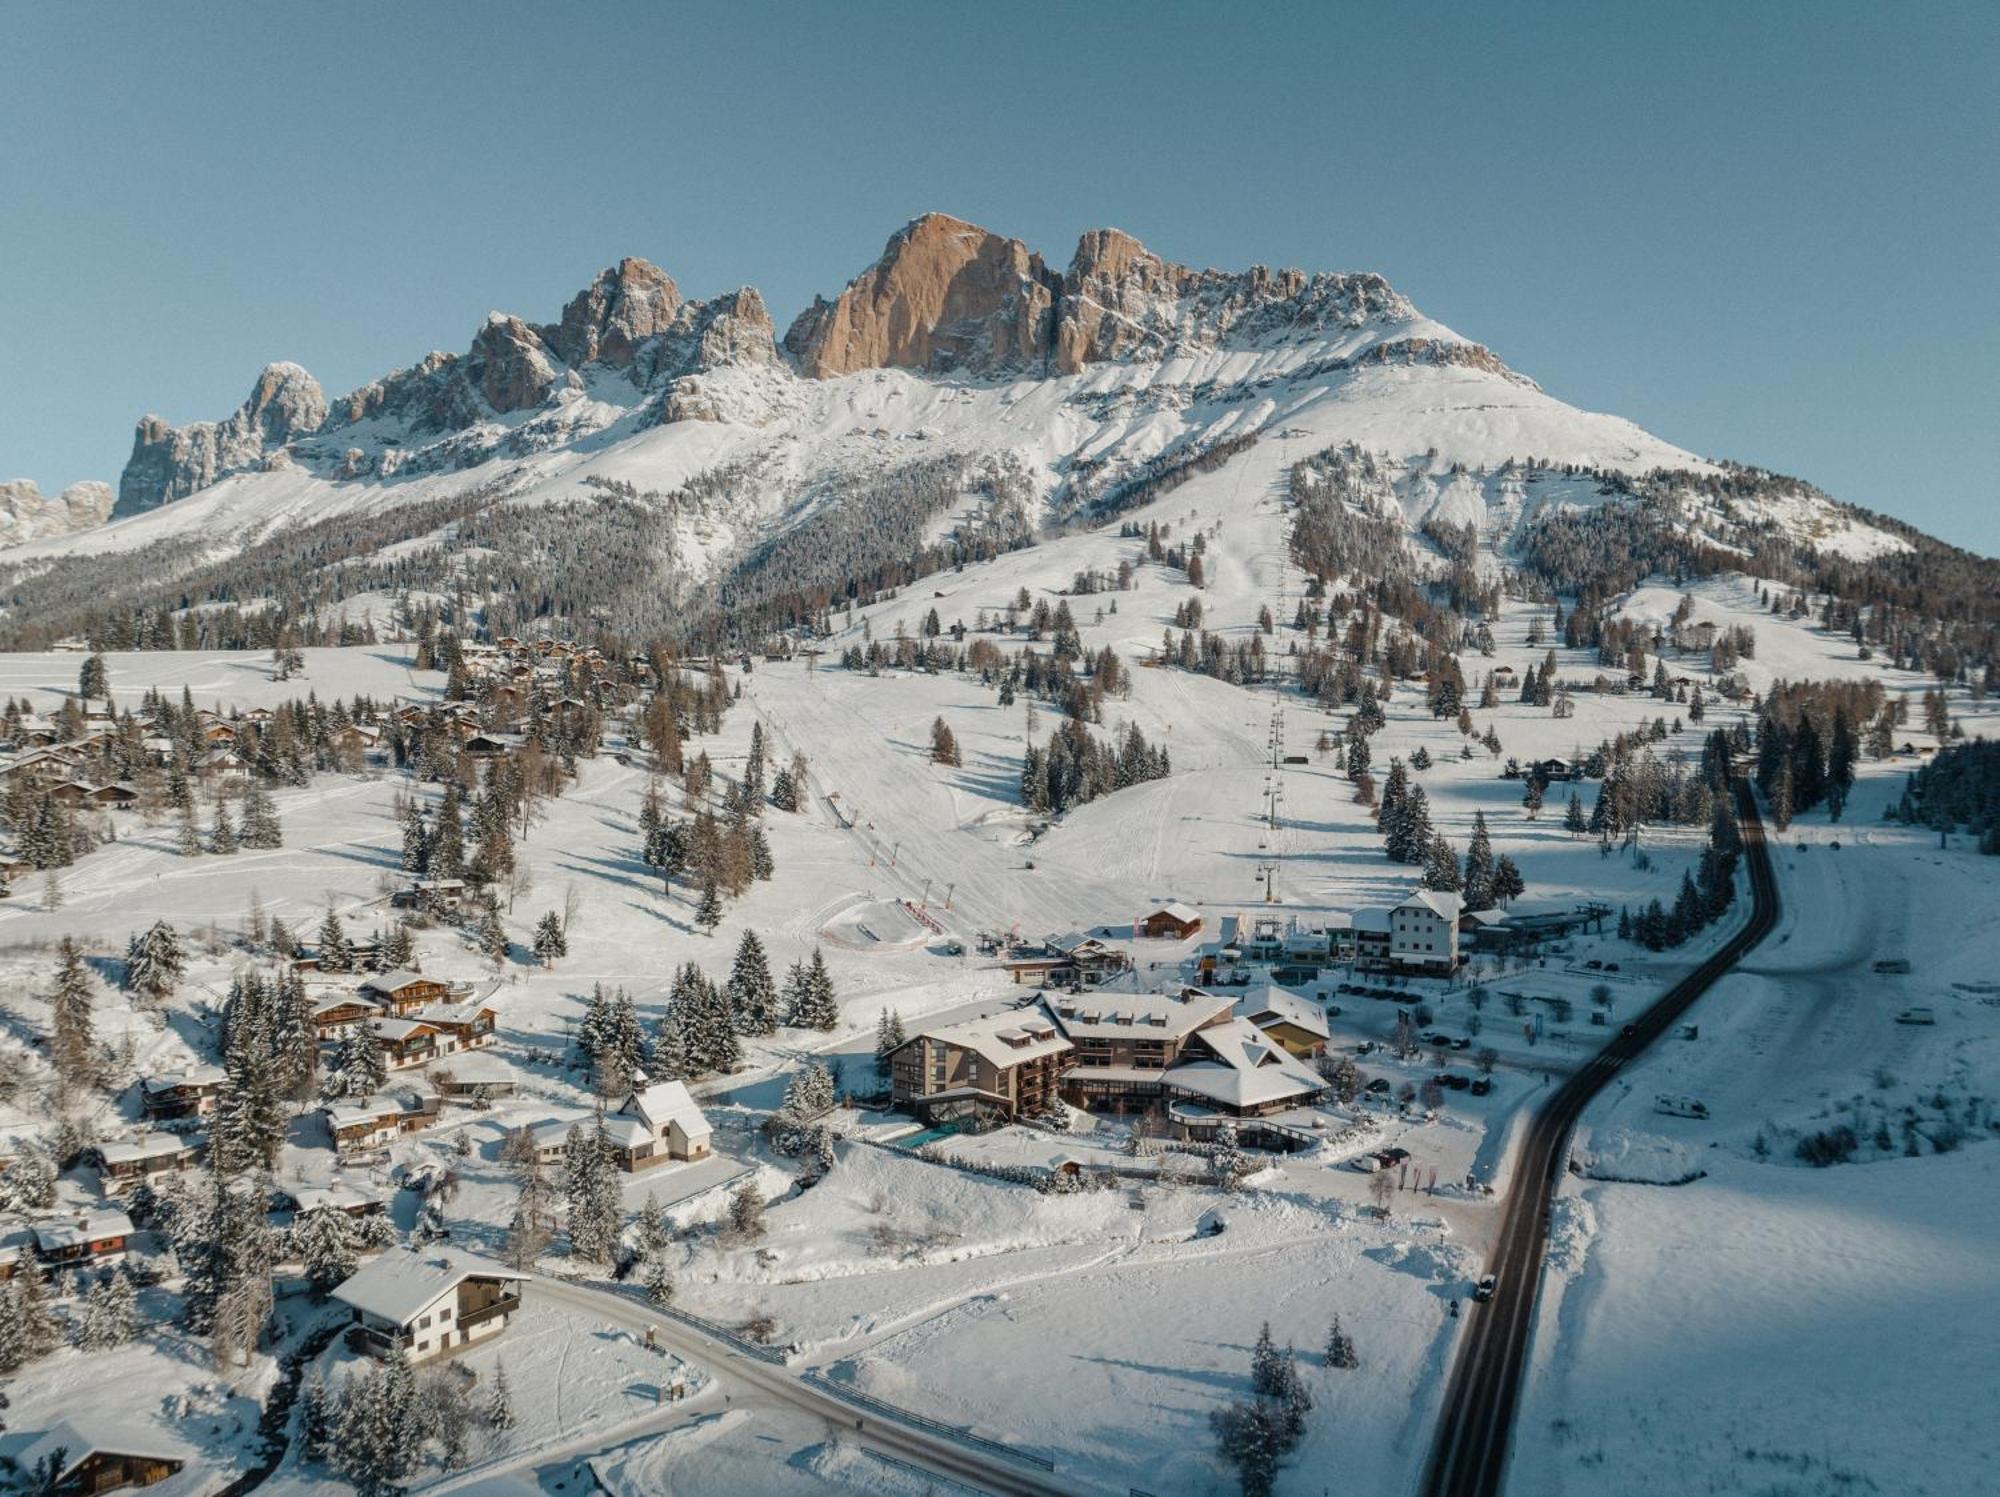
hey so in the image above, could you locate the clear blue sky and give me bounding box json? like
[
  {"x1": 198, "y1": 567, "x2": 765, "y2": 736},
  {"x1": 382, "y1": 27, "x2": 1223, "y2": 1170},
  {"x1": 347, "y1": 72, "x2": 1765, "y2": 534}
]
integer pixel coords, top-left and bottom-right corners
[{"x1": 3, "y1": 1, "x2": 1994, "y2": 551}]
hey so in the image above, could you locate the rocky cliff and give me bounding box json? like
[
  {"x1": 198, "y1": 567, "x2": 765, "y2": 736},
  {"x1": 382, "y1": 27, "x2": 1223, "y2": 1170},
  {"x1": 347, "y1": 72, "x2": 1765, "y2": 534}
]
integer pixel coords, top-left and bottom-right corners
[
  {"x1": 0, "y1": 478, "x2": 115, "y2": 547},
  {"x1": 117, "y1": 258, "x2": 778, "y2": 513},
  {"x1": 783, "y1": 213, "x2": 1448, "y2": 380},
  {"x1": 782, "y1": 213, "x2": 1059, "y2": 378}
]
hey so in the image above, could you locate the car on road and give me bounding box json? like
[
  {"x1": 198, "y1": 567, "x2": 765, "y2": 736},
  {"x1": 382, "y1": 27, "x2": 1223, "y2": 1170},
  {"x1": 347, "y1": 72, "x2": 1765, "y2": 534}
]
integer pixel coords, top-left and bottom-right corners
[
  {"x1": 1621, "y1": 1023, "x2": 1637, "y2": 1037},
  {"x1": 1895, "y1": 1007, "x2": 1936, "y2": 1025},
  {"x1": 1472, "y1": 1275, "x2": 1497, "y2": 1303},
  {"x1": 1604, "y1": 962, "x2": 1620, "y2": 972},
  {"x1": 1422, "y1": 1031, "x2": 1451, "y2": 1046},
  {"x1": 1584, "y1": 959, "x2": 1603, "y2": 970},
  {"x1": 1365, "y1": 1077, "x2": 1392, "y2": 1094}
]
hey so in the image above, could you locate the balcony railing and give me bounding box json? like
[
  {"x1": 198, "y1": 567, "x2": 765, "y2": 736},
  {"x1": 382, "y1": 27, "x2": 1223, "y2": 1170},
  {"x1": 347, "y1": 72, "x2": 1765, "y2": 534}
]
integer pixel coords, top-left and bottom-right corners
[{"x1": 455, "y1": 1295, "x2": 520, "y2": 1332}]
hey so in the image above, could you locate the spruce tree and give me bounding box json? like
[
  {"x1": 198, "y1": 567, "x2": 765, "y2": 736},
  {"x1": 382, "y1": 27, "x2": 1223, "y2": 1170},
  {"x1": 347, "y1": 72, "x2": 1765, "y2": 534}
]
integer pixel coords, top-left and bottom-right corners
[
  {"x1": 124, "y1": 920, "x2": 185, "y2": 1006},
  {"x1": 208, "y1": 801, "x2": 240, "y2": 855},
  {"x1": 694, "y1": 878, "x2": 723, "y2": 934},
  {"x1": 296, "y1": 1206, "x2": 360, "y2": 1295},
  {"x1": 874, "y1": 1008, "x2": 907, "y2": 1083},
  {"x1": 727, "y1": 1179, "x2": 765, "y2": 1240},
  {"x1": 532, "y1": 910, "x2": 568, "y2": 967},
  {"x1": 726, "y1": 930, "x2": 778, "y2": 1036},
  {"x1": 49, "y1": 936, "x2": 95, "y2": 1091},
  {"x1": 1461, "y1": 811, "x2": 1495, "y2": 908}
]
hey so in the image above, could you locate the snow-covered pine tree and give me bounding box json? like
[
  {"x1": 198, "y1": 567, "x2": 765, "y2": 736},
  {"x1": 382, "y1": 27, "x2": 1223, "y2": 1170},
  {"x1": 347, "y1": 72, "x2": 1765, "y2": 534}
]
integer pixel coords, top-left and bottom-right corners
[
  {"x1": 208, "y1": 801, "x2": 239, "y2": 855},
  {"x1": 1462, "y1": 811, "x2": 1495, "y2": 908},
  {"x1": 317, "y1": 906, "x2": 352, "y2": 973},
  {"x1": 381, "y1": 921, "x2": 416, "y2": 969},
  {"x1": 727, "y1": 1178, "x2": 765, "y2": 1240},
  {"x1": 694, "y1": 877, "x2": 723, "y2": 934},
  {"x1": 123, "y1": 920, "x2": 185, "y2": 1006},
  {"x1": 49, "y1": 936, "x2": 96, "y2": 1091},
  {"x1": 486, "y1": 1360, "x2": 516, "y2": 1429},
  {"x1": 477, "y1": 904, "x2": 510, "y2": 966},
  {"x1": 725, "y1": 929, "x2": 778, "y2": 1035},
  {"x1": 873, "y1": 1007, "x2": 906, "y2": 1082},
  {"x1": 295, "y1": 1206, "x2": 360, "y2": 1295},
  {"x1": 76, "y1": 1264, "x2": 138, "y2": 1350},
  {"x1": 1325, "y1": 1313, "x2": 1358, "y2": 1369},
  {"x1": 532, "y1": 910, "x2": 567, "y2": 966},
  {"x1": 240, "y1": 783, "x2": 283, "y2": 849},
  {"x1": 298, "y1": 1373, "x2": 336, "y2": 1464},
  {"x1": 791, "y1": 947, "x2": 839, "y2": 1031},
  {"x1": 565, "y1": 1121, "x2": 623, "y2": 1265},
  {"x1": 1211, "y1": 1123, "x2": 1248, "y2": 1191}
]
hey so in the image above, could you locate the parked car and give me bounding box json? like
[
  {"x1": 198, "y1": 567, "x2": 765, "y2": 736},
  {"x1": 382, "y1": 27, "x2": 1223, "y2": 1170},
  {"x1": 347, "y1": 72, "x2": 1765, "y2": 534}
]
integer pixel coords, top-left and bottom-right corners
[
  {"x1": 1365, "y1": 1077, "x2": 1392, "y2": 1095},
  {"x1": 1895, "y1": 1007, "x2": 1936, "y2": 1025},
  {"x1": 1469, "y1": 1077, "x2": 1492, "y2": 1096},
  {"x1": 1584, "y1": 959, "x2": 1603, "y2": 970},
  {"x1": 1378, "y1": 1147, "x2": 1411, "y2": 1166},
  {"x1": 1324, "y1": 1004, "x2": 1343, "y2": 1018},
  {"x1": 1348, "y1": 1153, "x2": 1384, "y2": 1173},
  {"x1": 1604, "y1": 963, "x2": 1620, "y2": 973},
  {"x1": 1444, "y1": 1073, "x2": 1470, "y2": 1091},
  {"x1": 1450, "y1": 1036, "x2": 1471, "y2": 1050}
]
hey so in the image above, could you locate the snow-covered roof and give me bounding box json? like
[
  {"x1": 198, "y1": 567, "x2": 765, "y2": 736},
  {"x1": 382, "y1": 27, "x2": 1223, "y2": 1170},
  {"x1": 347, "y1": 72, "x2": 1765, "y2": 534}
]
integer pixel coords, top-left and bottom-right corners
[
  {"x1": 1168, "y1": 1019, "x2": 1326, "y2": 1109},
  {"x1": 360, "y1": 969, "x2": 434, "y2": 996},
  {"x1": 908, "y1": 1007, "x2": 1071, "y2": 1070},
  {"x1": 529, "y1": 1114, "x2": 652, "y2": 1152},
  {"x1": 368, "y1": 1017, "x2": 439, "y2": 1042},
  {"x1": 620, "y1": 1080, "x2": 711, "y2": 1139},
  {"x1": 1397, "y1": 889, "x2": 1463, "y2": 921},
  {"x1": 1049, "y1": 989, "x2": 1230, "y2": 1042},
  {"x1": 95, "y1": 1133, "x2": 199, "y2": 1166},
  {"x1": 33, "y1": 1210, "x2": 135, "y2": 1251},
  {"x1": 1146, "y1": 902, "x2": 1202, "y2": 924},
  {"x1": 141, "y1": 1063, "x2": 228, "y2": 1093},
  {"x1": 1350, "y1": 906, "x2": 1392, "y2": 934},
  {"x1": 286, "y1": 1181, "x2": 388, "y2": 1214},
  {"x1": 414, "y1": 997, "x2": 498, "y2": 1026},
  {"x1": 1462, "y1": 906, "x2": 1508, "y2": 927},
  {"x1": 1234, "y1": 984, "x2": 1331, "y2": 1041},
  {"x1": 16, "y1": 1419, "x2": 194, "y2": 1482},
  {"x1": 312, "y1": 993, "x2": 384, "y2": 1018},
  {"x1": 331, "y1": 1247, "x2": 527, "y2": 1326}
]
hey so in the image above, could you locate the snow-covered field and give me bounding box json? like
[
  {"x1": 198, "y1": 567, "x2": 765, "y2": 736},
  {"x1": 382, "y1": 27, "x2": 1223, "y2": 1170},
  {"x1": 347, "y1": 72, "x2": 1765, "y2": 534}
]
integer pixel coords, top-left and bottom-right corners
[
  {"x1": 0, "y1": 406, "x2": 1991, "y2": 1497},
  {"x1": 1517, "y1": 761, "x2": 2000, "y2": 1497}
]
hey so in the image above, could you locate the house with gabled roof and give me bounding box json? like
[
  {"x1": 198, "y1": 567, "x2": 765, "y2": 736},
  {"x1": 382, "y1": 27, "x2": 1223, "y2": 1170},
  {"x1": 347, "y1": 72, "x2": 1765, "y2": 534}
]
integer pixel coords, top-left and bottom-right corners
[
  {"x1": 12, "y1": 1417, "x2": 194, "y2": 1496},
  {"x1": 358, "y1": 970, "x2": 453, "y2": 1014},
  {"x1": 1137, "y1": 902, "x2": 1204, "y2": 940},
  {"x1": 530, "y1": 1081, "x2": 713, "y2": 1171},
  {"x1": 90, "y1": 1134, "x2": 203, "y2": 1194},
  {"x1": 332, "y1": 1247, "x2": 527, "y2": 1363},
  {"x1": 139, "y1": 1064, "x2": 228, "y2": 1121}
]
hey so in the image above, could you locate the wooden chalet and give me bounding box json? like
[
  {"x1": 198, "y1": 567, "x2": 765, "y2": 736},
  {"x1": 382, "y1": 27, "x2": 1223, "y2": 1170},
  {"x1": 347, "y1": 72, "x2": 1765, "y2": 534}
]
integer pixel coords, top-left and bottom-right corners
[
  {"x1": 1137, "y1": 902, "x2": 1204, "y2": 940},
  {"x1": 358, "y1": 970, "x2": 453, "y2": 1014},
  {"x1": 15, "y1": 1420, "x2": 192, "y2": 1497},
  {"x1": 138, "y1": 1064, "x2": 229, "y2": 1121},
  {"x1": 31, "y1": 1209, "x2": 134, "y2": 1270},
  {"x1": 367, "y1": 1017, "x2": 442, "y2": 1070},
  {"x1": 322, "y1": 1093, "x2": 441, "y2": 1154},
  {"x1": 91, "y1": 1133, "x2": 203, "y2": 1194},
  {"x1": 310, "y1": 993, "x2": 385, "y2": 1042},
  {"x1": 410, "y1": 996, "x2": 498, "y2": 1055}
]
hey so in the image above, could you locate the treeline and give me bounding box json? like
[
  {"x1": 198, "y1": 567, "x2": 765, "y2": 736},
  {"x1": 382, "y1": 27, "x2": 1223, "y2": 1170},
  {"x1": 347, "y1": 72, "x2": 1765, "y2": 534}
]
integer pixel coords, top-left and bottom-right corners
[{"x1": 1888, "y1": 739, "x2": 2000, "y2": 851}]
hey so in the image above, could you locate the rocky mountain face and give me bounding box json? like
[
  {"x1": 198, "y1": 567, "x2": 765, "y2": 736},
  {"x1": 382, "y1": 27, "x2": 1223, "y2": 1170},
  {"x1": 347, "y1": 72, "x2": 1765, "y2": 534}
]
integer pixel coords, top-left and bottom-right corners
[
  {"x1": 782, "y1": 212, "x2": 1463, "y2": 380},
  {"x1": 116, "y1": 258, "x2": 777, "y2": 515},
  {"x1": 112, "y1": 213, "x2": 1503, "y2": 516},
  {"x1": 0, "y1": 479, "x2": 115, "y2": 547}
]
